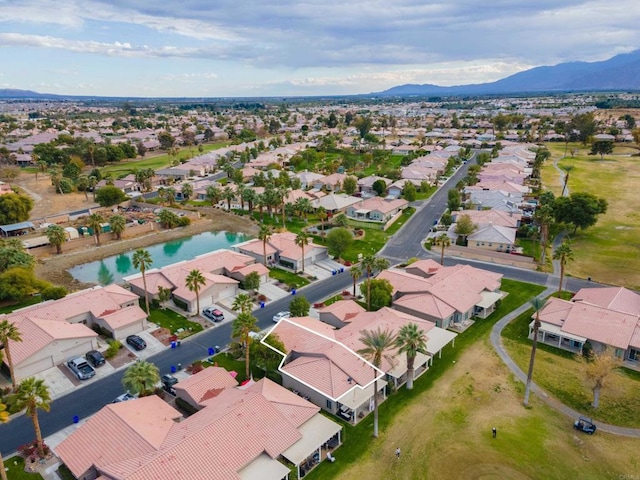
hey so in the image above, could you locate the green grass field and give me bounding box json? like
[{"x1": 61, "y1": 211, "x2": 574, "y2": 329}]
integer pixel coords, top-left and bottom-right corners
[
  {"x1": 3, "y1": 456, "x2": 43, "y2": 479},
  {"x1": 543, "y1": 142, "x2": 640, "y2": 289},
  {"x1": 147, "y1": 307, "x2": 204, "y2": 336}
]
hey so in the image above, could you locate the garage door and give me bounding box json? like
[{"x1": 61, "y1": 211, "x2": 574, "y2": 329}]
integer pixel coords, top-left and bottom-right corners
[
  {"x1": 19, "y1": 356, "x2": 55, "y2": 378},
  {"x1": 61, "y1": 343, "x2": 92, "y2": 360}
]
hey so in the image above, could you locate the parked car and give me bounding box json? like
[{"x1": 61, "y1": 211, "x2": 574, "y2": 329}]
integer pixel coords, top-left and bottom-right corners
[
  {"x1": 112, "y1": 392, "x2": 137, "y2": 403},
  {"x1": 202, "y1": 306, "x2": 225, "y2": 322},
  {"x1": 67, "y1": 357, "x2": 96, "y2": 380},
  {"x1": 574, "y1": 416, "x2": 597, "y2": 434},
  {"x1": 161, "y1": 374, "x2": 178, "y2": 395},
  {"x1": 126, "y1": 335, "x2": 147, "y2": 351},
  {"x1": 86, "y1": 350, "x2": 105, "y2": 367},
  {"x1": 273, "y1": 311, "x2": 291, "y2": 323}
]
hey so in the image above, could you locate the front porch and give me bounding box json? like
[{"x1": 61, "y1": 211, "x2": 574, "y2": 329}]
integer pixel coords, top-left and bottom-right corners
[{"x1": 529, "y1": 323, "x2": 584, "y2": 354}]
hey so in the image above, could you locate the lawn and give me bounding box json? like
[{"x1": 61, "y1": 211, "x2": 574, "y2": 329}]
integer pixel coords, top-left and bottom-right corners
[
  {"x1": 268, "y1": 267, "x2": 310, "y2": 288},
  {"x1": 384, "y1": 207, "x2": 415, "y2": 236},
  {"x1": 542, "y1": 142, "x2": 640, "y2": 289},
  {"x1": 3, "y1": 456, "x2": 44, "y2": 480},
  {"x1": 308, "y1": 279, "x2": 549, "y2": 480},
  {"x1": 0, "y1": 295, "x2": 42, "y2": 314},
  {"x1": 204, "y1": 352, "x2": 263, "y2": 384},
  {"x1": 502, "y1": 307, "x2": 640, "y2": 427},
  {"x1": 147, "y1": 307, "x2": 204, "y2": 337},
  {"x1": 341, "y1": 227, "x2": 388, "y2": 263}
]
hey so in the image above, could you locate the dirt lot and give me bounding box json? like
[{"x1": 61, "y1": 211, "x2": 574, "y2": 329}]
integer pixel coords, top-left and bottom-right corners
[{"x1": 9, "y1": 169, "x2": 260, "y2": 291}]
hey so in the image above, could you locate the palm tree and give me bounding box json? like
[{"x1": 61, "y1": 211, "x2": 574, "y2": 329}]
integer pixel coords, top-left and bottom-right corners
[
  {"x1": 244, "y1": 188, "x2": 257, "y2": 213},
  {"x1": 434, "y1": 233, "x2": 451, "y2": 266},
  {"x1": 45, "y1": 224, "x2": 67, "y2": 254},
  {"x1": 232, "y1": 312, "x2": 259, "y2": 379},
  {"x1": 524, "y1": 297, "x2": 546, "y2": 407},
  {"x1": 185, "y1": 269, "x2": 207, "y2": 316},
  {"x1": 88, "y1": 176, "x2": 98, "y2": 201},
  {"x1": 181, "y1": 182, "x2": 193, "y2": 201},
  {"x1": 132, "y1": 249, "x2": 153, "y2": 315},
  {"x1": 317, "y1": 206, "x2": 327, "y2": 232},
  {"x1": 395, "y1": 323, "x2": 428, "y2": 390},
  {"x1": 232, "y1": 293, "x2": 254, "y2": 314},
  {"x1": 122, "y1": 360, "x2": 160, "y2": 396},
  {"x1": 278, "y1": 187, "x2": 288, "y2": 227},
  {"x1": 206, "y1": 185, "x2": 222, "y2": 207},
  {"x1": 553, "y1": 240, "x2": 574, "y2": 295},
  {"x1": 15, "y1": 378, "x2": 51, "y2": 458},
  {"x1": 222, "y1": 186, "x2": 235, "y2": 211},
  {"x1": 87, "y1": 212, "x2": 105, "y2": 245},
  {"x1": 0, "y1": 399, "x2": 9, "y2": 480},
  {"x1": 357, "y1": 327, "x2": 397, "y2": 438},
  {"x1": 295, "y1": 197, "x2": 313, "y2": 222},
  {"x1": 333, "y1": 212, "x2": 349, "y2": 227},
  {"x1": 258, "y1": 225, "x2": 273, "y2": 266},
  {"x1": 109, "y1": 214, "x2": 126, "y2": 240},
  {"x1": 0, "y1": 319, "x2": 22, "y2": 390},
  {"x1": 76, "y1": 174, "x2": 90, "y2": 200},
  {"x1": 361, "y1": 256, "x2": 390, "y2": 311},
  {"x1": 350, "y1": 265, "x2": 362, "y2": 297},
  {"x1": 295, "y1": 231, "x2": 310, "y2": 273}
]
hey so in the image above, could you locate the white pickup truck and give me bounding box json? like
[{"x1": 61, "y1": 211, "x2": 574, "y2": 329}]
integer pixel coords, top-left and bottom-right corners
[{"x1": 67, "y1": 356, "x2": 96, "y2": 380}]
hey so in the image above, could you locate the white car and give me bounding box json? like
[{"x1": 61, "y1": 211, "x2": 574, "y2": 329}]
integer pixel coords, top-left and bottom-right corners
[{"x1": 272, "y1": 311, "x2": 291, "y2": 323}]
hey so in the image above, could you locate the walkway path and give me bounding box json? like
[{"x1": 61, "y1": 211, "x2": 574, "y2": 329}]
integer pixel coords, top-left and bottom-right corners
[
  {"x1": 490, "y1": 287, "x2": 640, "y2": 437},
  {"x1": 552, "y1": 154, "x2": 570, "y2": 197}
]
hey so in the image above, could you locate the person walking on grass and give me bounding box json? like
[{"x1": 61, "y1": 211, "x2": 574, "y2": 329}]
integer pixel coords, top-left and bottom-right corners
[{"x1": 396, "y1": 447, "x2": 401, "y2": 459}]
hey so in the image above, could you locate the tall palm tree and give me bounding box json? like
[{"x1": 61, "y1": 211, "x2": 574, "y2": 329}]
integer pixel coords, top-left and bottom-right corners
[
  {"x1": 0, "y1": 319, "x2": 22, "y2": 390},
  {"x1": 258, "y1": 225, "x2": 273, "y2": 267},
  {"x1": 45, "y1": 224, "x2": 67, "y2": 254},
  {"x1": 395, "y1": 323, "x2": 428, "y2": 390},
  {"x1": 15, "y1": 378, "x2": 51, "y2": 458},
  {"x1": 232, "y1": 312, "x2": 259, "y2": 379},
  {"x1": 88, "y1": 176, "x2": 98, "y2": 201},
  {"x1": 132, "y1": 249, "x2": 153, "y2": 315},
  {"x1": 0, "y1": 400, "x2": 9, "y2": 480},
  {"x1": 553, "y1": 240, "x2": 574, "y2": 295},
  {"x1": 87, "y1": 212, "x2": 105, "y2": 245},
  {"x1": 350, "y1": 265, "x2": 363, "y2": 297},
  {"x1": 122, "y1": 360, "x2": 160, "y2": 396},
  {"x1": 185, "y1": 269, "x2": 207, "y2": 316},
  {"x1": 361, "y1": 256, "x2": 390, "y2": 311},
  {"x1": 295, "y1": 231, "x2": 310, "y2": 273},
  {"x1": 222, "y1": 186, "x2": 235, "y2": 211},
  {"x1": 206, "y1": 185, "x2": 222, "y2": 207},
  {"x1": 357, "y1": 328, "x2": 397, "y2": 438},
  {"x1": 524, "y1": 297, "x2": 546, "y2": 406},
  {"x1": 109, "y1": 214, "x2": 126, "y2": 240},
  {"x1": 232, "y1": 293, "x2": 254, "y2": 314},
  {"x1": 317, "y1": 206, "x2": 327, "y2": 232},
  {"x1": 434, "y1": 233, "x2": 451, "y2": 266}
]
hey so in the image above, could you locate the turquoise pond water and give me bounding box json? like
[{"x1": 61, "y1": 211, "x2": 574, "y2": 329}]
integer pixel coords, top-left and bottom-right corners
[{"x1": 68, "y1": 231, "x2": 251, "y2": 286}]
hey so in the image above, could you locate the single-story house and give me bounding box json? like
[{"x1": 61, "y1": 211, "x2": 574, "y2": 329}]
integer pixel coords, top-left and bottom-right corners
[
  {"x1": 467, "y1": 224, "x2": 517, "y2": 253},
  {"x1": 312, "y1": 173, "x2": 349, "y2": 192},
  {"x1": 317, "y1": 300, "x2": 366, "y2": 328},
  {"x1": 0, "y1": 285, "x2": 147, "y2": 381},
  {"x1": 311, "y1": 193, "x2": 361, "y2": 215},
  {"x1": 346, "y1": 197, "x2": 409, "y2": 223},
  {"x1": 357, "y1": 176, "x2": 392, "y2": 196}
]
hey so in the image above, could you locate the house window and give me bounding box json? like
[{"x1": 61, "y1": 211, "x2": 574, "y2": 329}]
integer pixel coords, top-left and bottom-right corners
[{"x1": 326, "y1": 399, "x2": 332, "y2": 409}]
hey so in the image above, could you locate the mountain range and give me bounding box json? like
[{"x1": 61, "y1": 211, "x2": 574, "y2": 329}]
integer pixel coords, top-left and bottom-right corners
[{"x1": 377, "y1": 49, "x2": 640, "y2": 96}]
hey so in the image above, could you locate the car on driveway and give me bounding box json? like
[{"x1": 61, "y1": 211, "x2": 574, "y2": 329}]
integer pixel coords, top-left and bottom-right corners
[
  {"x1": 112, "y1": 392, "x2": 137, "y2": 403},
  {"x1": 574, "y1": 416, "x2": 597, "y2": 434},
  {"x1": 67, "y1": 357, "x2": 96, "y2": 380},
  {"x1": 86, "y1": 350, "x2": 105, "y2": 367},
  {"x1": 126, "y1": 335, "x2": 147, "y2": 351},
  {"x1": 203, "y1": 306, "x2": 225, "y2": 322},
  {"x1": 273, "y1": 311, "x2": 291, "y2": 323}
]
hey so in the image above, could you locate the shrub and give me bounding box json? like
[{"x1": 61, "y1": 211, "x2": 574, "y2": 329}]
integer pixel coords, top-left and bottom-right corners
[
  {"x1": 104, "y1": 340, "x2": 122, "y2": 359},
  {"x1": 41, "y1": 285, "x2": 67, "y2": 300},
  {"x1": 190, "y1": 361, "x2": 204, "y2": 374},
  {"x1": 178, "y1": 216, "x2": 191, "y2": 227},
  {"x1": 258, "y1": 294, "x2": 267, "y2": 302}
]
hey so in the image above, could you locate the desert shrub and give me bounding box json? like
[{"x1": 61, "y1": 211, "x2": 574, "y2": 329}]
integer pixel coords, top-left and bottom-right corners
[{"x1": 104, "y1": 339, "x2": 122, "y2": 359}]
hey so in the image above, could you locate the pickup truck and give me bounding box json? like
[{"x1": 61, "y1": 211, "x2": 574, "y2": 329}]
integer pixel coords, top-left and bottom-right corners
[{"x1": 67, "y1": 356, "x2": 96, "y2": 380}]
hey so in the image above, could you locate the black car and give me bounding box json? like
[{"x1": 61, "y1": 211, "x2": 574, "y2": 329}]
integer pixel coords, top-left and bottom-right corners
[
  {"x1": 86, "y1": 350, "x2": 106, "y2": 367},
  {"x1": 126, "y1": 335, "x2": 147, "y2": 351},
  {"x1": 574, "y1": 416, "x2": 597, "y2": 435}
]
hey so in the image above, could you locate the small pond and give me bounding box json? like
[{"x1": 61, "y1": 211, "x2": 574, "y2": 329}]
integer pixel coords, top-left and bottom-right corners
[{"x1": 68, "y1": 231, "x2": 251, "y2": 286}]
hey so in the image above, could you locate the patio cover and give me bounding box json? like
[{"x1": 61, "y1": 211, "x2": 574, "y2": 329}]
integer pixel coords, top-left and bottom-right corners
[
  {"x1": 535, "y1": 322, "x2": 586, "y2": 343},
  {"x1": 354, "y1": 208, "x2": 370, "y2": 215},
  {"x1": 425, "y1": 328, "x2": 457, "y2": 356},
  {"x1": 337, "y1": 382, "x2": 376, "y2": 410},
  {"x1": 238, "y1": 453, "x2": 290, "y2": 480},
  {"x1": 0, "y1": 221, "x2": 35, "y2": 235},
  {"x1": 281, "y1": 414, "x2": 342, "y2": 465},
  {"x1": 476, "y1": 291, "x2": 504, "y2": 309}
]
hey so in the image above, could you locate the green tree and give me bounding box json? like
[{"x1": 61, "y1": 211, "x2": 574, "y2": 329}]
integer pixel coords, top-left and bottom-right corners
[
  {"x1": 0, "y1": 267, "x2": 44, "y2": 301},
  {"x1": 553, "y1": 241, "x2": 574, "y2": 295},
  {"x1": 524, "y1": 297, "x2": 546, "y2": 407},
  {"x1": 360, "y1": 278, "x2": 393, "y2": 311},
  {"x1": 372, "y1": 179, "x2": 387, "y2": 196},
  {"x1": 357, "y1": 327, "x2": 397, "y2": 438},
  {"x1": 295, "y1": 231, "x2": 310, "y2": 273},
  {"x1": 0, "y1": 319, "x2": 22, "y2": 390},
  {"x1": 232, "y1": 292, "x2": 254, "y2": 314},
  {"x1": 157, "y1": 285, "x2": 171, "y2": 308},
  {"x1": 75, "y1": 174, "x2": 90, "y2": 199},
  {"x1": 87, "y1": 212, "x2": 105, "y2": 245},
  {"x1": 250, "y1": 333, "x2": 286, "y2": 377},
  {"x1": 361, "y1": 255, "x2": 390, "y2": 311},
  {"x1": 241, "y1": 271, "x2": 261, "y2": 291},
  {"x1": 0, "y1": 193, "x2": 33, "y2": 225},
  {"x1": 132, "y1": 249, "x2": 153, "y2": 315},
  {"x1": 95, "y1": 185, "x2": 127, "y2": 207},
  {"x1": 342, "y1": 176, "x2": 358, "y2": 195},
  {"x1": 158, "y1": 131, "x2": 176, "y2": 150},
  {"x1": 590, "y1": 140, "x2": 614, "y2": 159},
  {"x1": 181, "y1": 182, "x2": 193, "y2": 200},
  {"x1": 185, "y1": 269, "x2": 207, "y2": 316},
  {"x1": 326, "y1": 227, "x2": 353, "y2": 260},
  {"x1": 317, "y1": 206, "x2": 327, "y2": 231},
  {"x1": 122, "y1": 360, "x2": 160, "y2": 396},
  {"x1": 109, "y1": 214, "x2": 126, "y2": 240},
  {"x1": 350, "y1": 265, "x2": 362, "y2": 296},
  {"x1": 333, "y1": 212, "x2": 349, "y2": 227},
  {"x1": 294, "y1": 197, "x2": 313, "y2": 222},
  {"x1": 395, "y1": 323, "x2": 428, "y2": 390},
  {"x1": 15, "y1": 378, "x2": 51, "y2": 458},
  {"x1": 570, "y1": 112, "x2": 597, "y2": 145},
  {"x1": 578, "y1": 347, "x2": 621, "y2": 408},
  {"x1": 434, "y1": 233, "x2": 450, "y2": 266},
  {"x1": 454, "y1": 214, "x2": 476, "y2": 244},
  {"x1": 46, "y1": 224, "x2": 67, "y2": 254},
  {"x1": 258, "y1": 225, "x2": 273, "y2": 266},
  {"x1": 0, "y1": 238, "x2": 35, "y2": 273},
  {"x1": 289, "y1": 295, "x2": 310, "y2": 317},
  {"x1": 402, "y1": 181, "x2": 417, "y2": 202},
  {"x1": 447, "y1": 189, "x2": 461, "y2": 211},
  {"x1": 232, "y1": 312, "x2": 259, "y2": 379},
  {"x1": 222, "y1": 186, "x2": 235, "y2": 211},
  {"x1": 553, "y1": 192, "x2": 608, "y2": 234}
]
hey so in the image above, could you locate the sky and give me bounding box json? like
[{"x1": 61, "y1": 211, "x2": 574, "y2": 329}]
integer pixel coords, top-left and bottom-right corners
[{"x1": 0, "y1": 0, "x2": 639, "y2": 98}]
